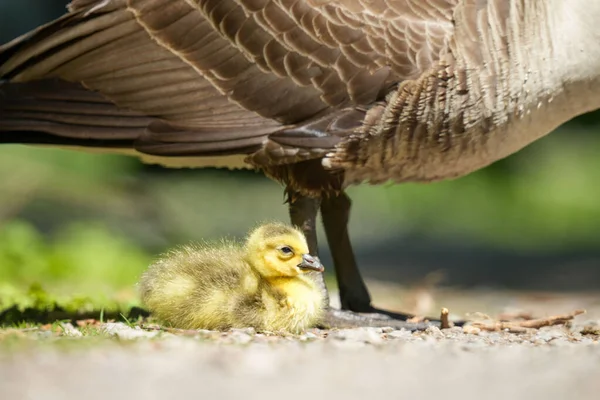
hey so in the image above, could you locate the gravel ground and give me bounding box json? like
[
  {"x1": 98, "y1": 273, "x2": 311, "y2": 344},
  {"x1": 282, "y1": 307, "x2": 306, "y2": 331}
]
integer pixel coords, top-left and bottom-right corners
[{"x1": 2, "y1": 286, "x2": 600, "y2": 400}]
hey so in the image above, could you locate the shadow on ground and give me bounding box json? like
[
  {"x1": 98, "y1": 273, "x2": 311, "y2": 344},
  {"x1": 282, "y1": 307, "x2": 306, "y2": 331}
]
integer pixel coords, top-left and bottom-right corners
[
  {"x1": 320, "y1": 237, "x2": 600, "y2": 292},
  {"x1": 0, "y1": 305, "x2": 149, "y2": 326}
]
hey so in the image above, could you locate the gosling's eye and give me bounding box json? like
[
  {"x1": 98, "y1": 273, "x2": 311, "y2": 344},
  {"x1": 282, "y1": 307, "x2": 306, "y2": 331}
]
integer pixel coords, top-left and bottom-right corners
[{"x1": 280, "y1": 246, "x2": 294, "y2": 255}]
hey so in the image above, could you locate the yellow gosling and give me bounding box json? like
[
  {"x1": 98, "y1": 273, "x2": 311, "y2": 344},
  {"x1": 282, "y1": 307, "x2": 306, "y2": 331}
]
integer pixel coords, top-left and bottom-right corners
[{"x1": 139, "y1": 223, "x2": 325, "y2": 333}]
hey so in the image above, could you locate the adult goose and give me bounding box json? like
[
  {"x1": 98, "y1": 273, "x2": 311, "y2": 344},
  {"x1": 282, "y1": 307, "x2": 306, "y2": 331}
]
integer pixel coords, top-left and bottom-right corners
[{"x1": 1, "y1": 0, "x2": 599, "y2": 329}]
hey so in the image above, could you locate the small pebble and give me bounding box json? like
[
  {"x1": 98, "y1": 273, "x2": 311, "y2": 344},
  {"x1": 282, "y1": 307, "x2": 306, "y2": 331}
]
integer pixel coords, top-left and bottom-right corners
[
  {"x1": 463, "y1": 325, "x2": 481, "y2": 335},
  {"x1": 228, "y1": 330, "x2": 253, "y2": 345},
  {"x1": 238, "y1": 327, "x2": 256, "y2": 335},
  {"x1": 536, "y1": 330, "x2": 562, "y2": 342},
  {"x1": 425, "y1": 326, "x2": 444, "y2": 338},
  {"x1": 60, "y1": 323, "x2": 82, "y2": 337},
  {"x1": 298, "y1": 332, "x2": 318, "y2": 341}
]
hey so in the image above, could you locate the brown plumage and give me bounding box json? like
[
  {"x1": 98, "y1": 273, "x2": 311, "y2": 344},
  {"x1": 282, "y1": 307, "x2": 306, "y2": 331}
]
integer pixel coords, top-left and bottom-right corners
[{"x1": 2, "y1": 0, "x2": 600, "y2": 328}]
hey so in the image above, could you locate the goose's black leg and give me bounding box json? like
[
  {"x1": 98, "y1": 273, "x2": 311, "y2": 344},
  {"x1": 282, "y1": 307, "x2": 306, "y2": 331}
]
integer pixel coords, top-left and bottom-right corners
[
  {"x1": 320, "y1": 192, "x2": 372, "y2": 312},
  {"x1": 321, "y1": 192, "x2": 427, "y2": 321},
  {"x1": 288, "y1": 190, "x2": 436, "y2": 330},
  {"x1": 288, "y1": 192, "x2": 329, "y2": 305}
]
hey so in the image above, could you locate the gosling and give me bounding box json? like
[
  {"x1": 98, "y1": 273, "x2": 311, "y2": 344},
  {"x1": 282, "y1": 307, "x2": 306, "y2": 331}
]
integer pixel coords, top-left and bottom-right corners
[{"x1": 139, "y1": 223, "x2": 325, "y2": 333}]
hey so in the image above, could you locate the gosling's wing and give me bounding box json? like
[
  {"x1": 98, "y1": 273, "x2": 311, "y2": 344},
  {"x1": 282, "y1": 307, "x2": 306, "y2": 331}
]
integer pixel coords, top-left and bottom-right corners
[{"x1": 0, "y1": 0, "x2": 459, "y2": 168}]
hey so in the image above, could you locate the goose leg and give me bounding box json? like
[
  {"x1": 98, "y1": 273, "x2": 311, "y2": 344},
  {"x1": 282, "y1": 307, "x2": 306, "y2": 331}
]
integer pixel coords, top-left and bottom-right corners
[
  {"x1": 287, "y1": 192, "x2": 329, "y2": 305},
  {"x1": 288, "y1": 190, "x2": 436, "y2": 330},
  {"x1": 321, "y1": 192, "x2": 422, "y2": 320},
  {"x1": 320, "y1": 192, "x2": 371, "y2": 312}
]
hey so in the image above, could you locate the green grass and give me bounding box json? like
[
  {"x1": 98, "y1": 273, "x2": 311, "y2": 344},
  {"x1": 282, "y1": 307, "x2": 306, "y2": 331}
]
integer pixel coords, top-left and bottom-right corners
[
  {"x1": 0, "y1": 220, "x2": 151, "y2": 310},
  {"x1": 0, "y1": 219, "x2": 153, "y2": 328}
]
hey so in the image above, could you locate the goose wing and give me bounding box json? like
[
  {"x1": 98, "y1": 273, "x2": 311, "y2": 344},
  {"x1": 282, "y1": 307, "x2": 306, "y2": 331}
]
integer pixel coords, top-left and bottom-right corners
[{"x1": 0, "y1": 0, "x2": 461, "y2": 168}]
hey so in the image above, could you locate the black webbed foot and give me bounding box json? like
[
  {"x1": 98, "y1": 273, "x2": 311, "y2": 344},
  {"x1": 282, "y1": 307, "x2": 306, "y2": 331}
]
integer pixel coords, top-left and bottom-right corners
[{"x1": 318, "y1": 307, "x2": 442, "y2": 331}]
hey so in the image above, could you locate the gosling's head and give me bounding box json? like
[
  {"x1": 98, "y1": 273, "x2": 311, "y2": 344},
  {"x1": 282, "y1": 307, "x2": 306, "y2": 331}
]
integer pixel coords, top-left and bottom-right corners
[{"x1": 244, "y1": 223, "x2": 324, "y2": 279}]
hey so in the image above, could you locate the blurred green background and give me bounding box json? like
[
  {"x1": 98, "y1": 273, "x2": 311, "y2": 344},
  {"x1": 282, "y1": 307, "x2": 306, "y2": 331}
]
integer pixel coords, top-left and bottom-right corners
[{"x1": 1, "y1": 1, "x2": 600, "y2": 316}]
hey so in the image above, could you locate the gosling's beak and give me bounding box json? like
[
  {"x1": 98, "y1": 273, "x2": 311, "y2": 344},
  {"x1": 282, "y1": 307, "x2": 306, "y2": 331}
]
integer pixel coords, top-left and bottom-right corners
[{"x1": 298, "y1": 254, "x2": 324, "y2": 272}]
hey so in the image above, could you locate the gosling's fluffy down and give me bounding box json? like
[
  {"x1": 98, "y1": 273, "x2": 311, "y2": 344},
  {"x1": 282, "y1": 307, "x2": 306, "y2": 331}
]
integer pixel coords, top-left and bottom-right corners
[{"x1": 139, "y1": 223, "x2": 325, "y2": 333}]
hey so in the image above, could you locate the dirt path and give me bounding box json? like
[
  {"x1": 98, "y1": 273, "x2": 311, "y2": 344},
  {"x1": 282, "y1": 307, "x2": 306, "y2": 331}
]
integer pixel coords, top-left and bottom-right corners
[
  {"x1": 1, "y1": 321, "x2": 599, "y2": 400},
  {"x1": 2, "y1": 285, "x2": 600, "y2": 400}
]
